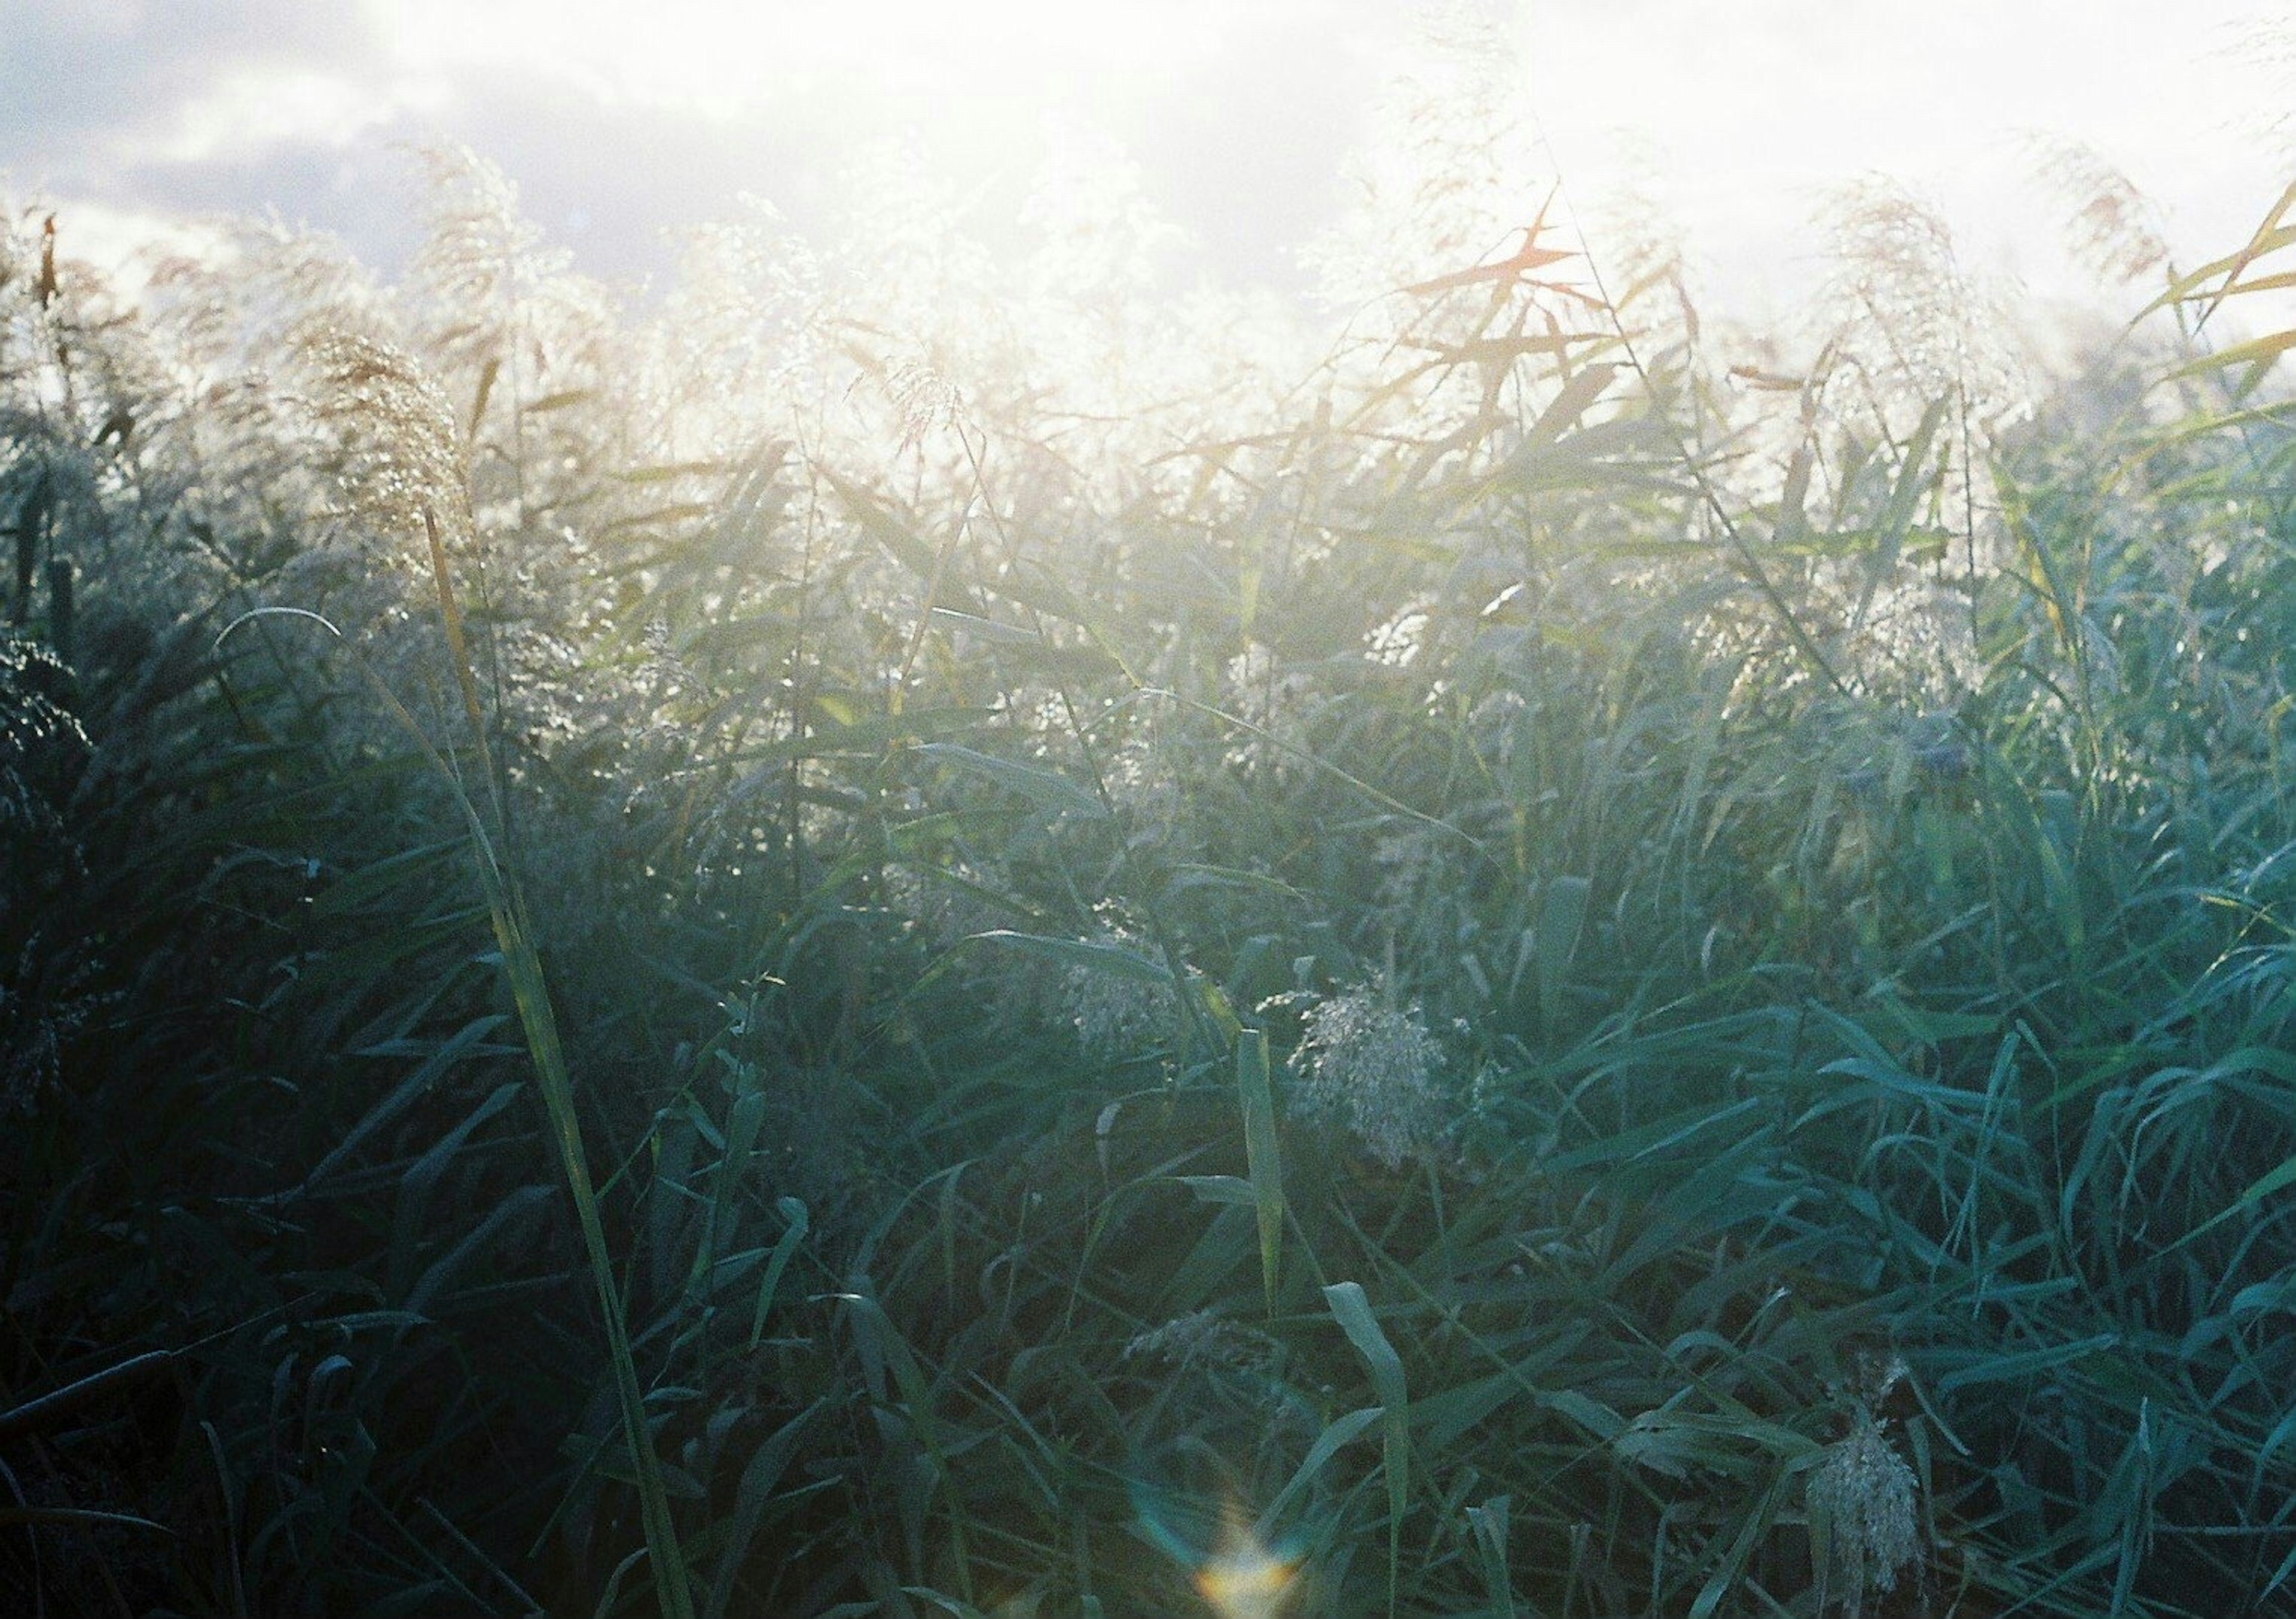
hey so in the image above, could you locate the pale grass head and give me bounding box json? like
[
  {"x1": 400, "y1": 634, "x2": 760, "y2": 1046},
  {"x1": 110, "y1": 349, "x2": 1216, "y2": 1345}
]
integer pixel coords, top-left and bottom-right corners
[
  {"x1": 1065, "y1": 906, "x2": 1177, "y2": 1058},
  {"x1": 0, "y1": 935, "x2": 110, "y2": 1116},
  {"x1": 886, "y1": 354, "x2": 964, "y2": 452},
  {"x1": 0, "y1": 634, "x2": 84, "y2": 838},
  {"x1": 1812, "y1": 176, "x2": 2030, "y2": 441},
  {"x1": 2023, "y1": 134, "x2": 2172, "y2": 289},
  {"x1": 1808, "y1": 1405, "x2": 1921, "y2": 1616},
  {"x1": 1288, "y1": 982, "x2": 1449, "y2": 1169},
  {"x1": 657, "y1": 197, "x2": 826, "y2": 434},
  {"x1": 1303, "y1": 1, "x2": 1547, "y2": 310},
  {"x1": 301, "y1": 329, "x2": 467, "y2": 552},
  {"x1": 1125, "y1": 1308, "x2": 1278, "y2": 1379}
]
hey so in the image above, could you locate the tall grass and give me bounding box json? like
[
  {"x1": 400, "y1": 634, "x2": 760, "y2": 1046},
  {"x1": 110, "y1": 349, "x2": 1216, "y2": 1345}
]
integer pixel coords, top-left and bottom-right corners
[{"x1": 7, "y1": 38, "x2": 2296, "y2": 1615}]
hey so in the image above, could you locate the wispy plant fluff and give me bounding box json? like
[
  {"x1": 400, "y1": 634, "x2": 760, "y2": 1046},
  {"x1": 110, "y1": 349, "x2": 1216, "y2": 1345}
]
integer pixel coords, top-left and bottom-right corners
[
  {"x1": 1288, "y1": 983, "x2": 1450, "y2": 1169},
  {"x1": 1808, "y1": 1409, "x2": 1921, "y2": 1616},
  {"x1": 303, "y1": 330, "x2": 466, "y2": 554},
  {"x1": 2023, "y1": 134, "x2": 2173, "y2": 289},
  {"x1": 0, "y1": 633, "x2": 83, "y2": 841},
  {"x1": 2218, "y1": 13, "x2": 2296, "y2": 162},
  {"x1": 1065, "y1": 909, "x2": 1177, "y2": 1058},
  {"x1": 1813, "y1": 178, "x2": 2029, "y2": 435},
  {"x1": 1123, "y1": 1308, "x2": 1277, "y2": 1377},
  {"x1": 1792, "y1": 180, "x2": 2037, "y2": 697},
  {"x1": 1305, "y1": 2, "x2": 1549, "y2": 310},
  {"x1": 0, "y1": 934, "x2": 108, "y2": 1115}
]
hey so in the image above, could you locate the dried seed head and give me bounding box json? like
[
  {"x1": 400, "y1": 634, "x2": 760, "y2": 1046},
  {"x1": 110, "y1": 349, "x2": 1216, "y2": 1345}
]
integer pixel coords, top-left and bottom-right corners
[
  {"x1": 1808, "y1": 1407, "x2": 1920, "y2": 1614},
  {"x1": 0, "y1": 934, "x2": 112, "y2": 1116},
  {"x1": 301, "y1": 330, "x2": 467, "y2": 548},
  {"x1": 1289, "y1": 985, "x2": 1448, "y2": 1169},
  {"x1": 1065, "y1": 908, "x2": 1176, "y2": 1058},
  {"x1": 1125, "y1": 1309, "x2": 1276, "y2": 1377},
  {"x1": 2023, "y1": 133, "x2": 2170, "y2": 287},
  {"x1": 887, "y1": 356, "x2": 963, "y2": 450}
]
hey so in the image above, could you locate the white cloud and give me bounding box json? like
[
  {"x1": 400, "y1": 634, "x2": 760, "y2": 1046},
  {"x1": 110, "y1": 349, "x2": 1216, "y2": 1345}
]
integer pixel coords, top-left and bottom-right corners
[
  {"x1": 137, "y1": 66, "x2": 436, "y2": 166},
  {"x1": 3, "y1": 0, "x2": 2290, "y2": 329},
  {"x1": 371, "y1": 0, "x2": 1268, "y2": 118},
  {"x1": 38, "y1": 197, "x2": 231, "y2": 290},
  {"x1": 1520, "y1": 0, "x2": 2285, "y2": 316}
]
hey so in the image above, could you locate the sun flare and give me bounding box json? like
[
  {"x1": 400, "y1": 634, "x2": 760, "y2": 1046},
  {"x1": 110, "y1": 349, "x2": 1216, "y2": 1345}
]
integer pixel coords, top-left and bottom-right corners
[
  {"x1": 377, "y1": 0, "x2": 1227, "y2": 121},
  {"x1": 1193, "y1": 1520, "x2": 1298, "y2": 1619}
]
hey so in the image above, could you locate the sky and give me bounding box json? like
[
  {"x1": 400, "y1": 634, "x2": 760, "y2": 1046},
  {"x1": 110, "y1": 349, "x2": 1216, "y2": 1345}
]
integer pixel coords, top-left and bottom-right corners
[{"x1": 1, "y1": 0, "x2": 2290, "y2": 326}]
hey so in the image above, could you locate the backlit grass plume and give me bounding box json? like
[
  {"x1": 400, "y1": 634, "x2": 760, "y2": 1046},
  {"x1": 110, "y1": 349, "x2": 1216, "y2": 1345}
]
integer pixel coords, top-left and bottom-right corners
[{"x1": 1287, "y1": 983, "x2": 1450, "y2": 1169}]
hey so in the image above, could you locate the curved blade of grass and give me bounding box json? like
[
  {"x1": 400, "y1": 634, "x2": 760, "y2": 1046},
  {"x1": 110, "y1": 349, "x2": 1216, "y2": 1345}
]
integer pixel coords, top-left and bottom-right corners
[
  {"x1": 459, "y1": 746, "x2": 695, "y2": 1619},
  {"x1": 219, "y1": 559, "x2": 698, "y2": 1619},
  {"x1": 1236, "y1": 1030, "x2": 1286, "y2": 1318},
  {"x1": 0, "y1": 1505, "x2": 176, "y2": 1535},
  {"x1": 955, "y1": 928, "x2": 1171, "y2": 983},
  {"x1": 839, "y1": 1288, "x2": 976, "y2": 1605},
  {"x1": 0, "y1": 1349, "x2": 175, "y2": 1444},
  {"x1": 423, "y1": 514, "x2": 695, "y2": 1619},
  {"x1": 1465, "y1": 1496, "x2": 1516, "y2": 1619},
  {"x1": 1535, "y1": 876, "x2": 1589, "y2": 1030},
  {"x1": 1324, "y1": 1281, "x2": 1408, "y2": 1619},
  {"x1": 703, "y1": 1398, "x2": 827, "y2": 1619},
  {"x1": 1260, "y1": 1406, "x2": 1384, "y2": 1530},
  {"x1": 746, "y1": 1197, "x2": 811, "y2": 1351},
  {"x1": 912, "y1": 743, "x2": 1107, "y2": 820}
]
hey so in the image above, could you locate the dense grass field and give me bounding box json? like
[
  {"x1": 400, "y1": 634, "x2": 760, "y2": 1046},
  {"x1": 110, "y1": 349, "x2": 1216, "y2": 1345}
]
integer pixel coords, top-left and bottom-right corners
[{"x1": 10, "y1": 74, "x2": 2296, "y2": 1617}]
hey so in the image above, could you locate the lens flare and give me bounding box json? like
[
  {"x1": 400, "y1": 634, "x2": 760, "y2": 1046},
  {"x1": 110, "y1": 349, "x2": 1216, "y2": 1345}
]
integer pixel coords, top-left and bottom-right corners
[{"x1": 1193, "y1": 1511, "x2": 1298, "y2": 1619}]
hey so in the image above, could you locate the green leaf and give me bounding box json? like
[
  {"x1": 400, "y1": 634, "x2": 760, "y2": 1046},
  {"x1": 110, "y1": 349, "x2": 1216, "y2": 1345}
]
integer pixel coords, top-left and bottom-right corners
[
  {"x1": 1535, "y1": 876, "x2": 1589, "y2": 1028},
  {"x1": 2144, "y1": 178, "x2": 2296, "y2": 326},
  {"x1": 1324, "y1": 1282, "x2": 1409, "y2": 1618},
  {"x1": 820, "y1": 465, "x2": 939, "y2": 578},
  {"x1": 703, "y1": 1401, "x2": 827, "y2": 1619},
  {"x1": 1465, "y1": 1496, "x2": 1516, "y2": 1619},
  {"x1": 927, "y1": 607, "x2": 1040, "y2": 645},
  {"x1": 961, "y1": 930, "x2": 1171, "y2": 985},
  {"x1": 1236, "y1": 1030, "x2": 1286, "y2": 1316},
  {"x1": 747, "y1": 1198, "x2": 811, "y2": 1350},
  {"x1": 2167, "y1": 326, "x2": 2296, "y2": 393},
  {"x1": 913, "y1": 743, "x2": 1107, "y2": 820},
  {"x1": 1261, "y1": 1406, "x2": 1384, "y2": 1529},
  {"x1": 1854, "y1": 394, "x2": 1950, "y2": 625},
  {"x1": 1177, "y1": 1175, "x2": 1256, "y2": 1206},
  {"x1": 1540, "y1": 1388, "x2": 1625, "y2": 1442}
]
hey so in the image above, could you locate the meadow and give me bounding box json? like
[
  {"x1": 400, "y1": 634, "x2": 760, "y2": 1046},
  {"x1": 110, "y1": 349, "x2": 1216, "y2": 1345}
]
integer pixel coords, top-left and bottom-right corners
[{"x1": 7, "y1": 59, "x2": 2296, "y2": 1618}]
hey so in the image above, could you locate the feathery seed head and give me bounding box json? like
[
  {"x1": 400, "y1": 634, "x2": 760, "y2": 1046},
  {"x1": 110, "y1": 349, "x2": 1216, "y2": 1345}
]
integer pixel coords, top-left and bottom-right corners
[
  {"x1": 1289, "y1": 983, "x2": 1448, "y2": 1169},
  {"x1": 1808, "y1": 1406, "x2": 1921, "y2": 1615},
  {"x1": 1065, "y1": 907, "x2": 1177, "y2": 1058},
  {"x1": 1125, "y1": 1309, "x2": 1277, "y2": 1377},
  {"x1": 303, "y1": 330, "x2": 467, "y2": 549},
  {"x1": 887, "y1": 356, "x2": 964, "y2": 450}
]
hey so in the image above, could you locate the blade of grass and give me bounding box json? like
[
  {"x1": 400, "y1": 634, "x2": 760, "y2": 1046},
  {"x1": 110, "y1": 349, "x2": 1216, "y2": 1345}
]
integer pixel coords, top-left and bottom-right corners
[
  {"x1": 1324, "y1": 1281, "x2": 1409, "y2": 1619},
  {"x1": 218, "y1": 540, "x2": 698, "y2": 1619},
  {"x1": 1235, "y1": 1029, "x2": 1286, "y2": 1318}
]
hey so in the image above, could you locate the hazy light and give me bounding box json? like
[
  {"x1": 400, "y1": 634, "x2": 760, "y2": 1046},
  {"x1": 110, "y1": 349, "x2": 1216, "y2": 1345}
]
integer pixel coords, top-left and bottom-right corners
[
  {"x1": 1193, "y1": 1523, "x2": 1297, "y2": 1619},
  {"x1": 12, "y1": 0, "x2": 2283, "y2": 325},
  {"x1": 1518, "y1": 0, "x2": 2283, "y2": 316},
  {"x1": 375, "y1": 0, "x2": 1231, "y2": 119},
  {"x1": 146, "y1": 66, "x2": 410, "y2": 165},
  {"x1": 1203, "y1": 1534, "x2": 1294, "y2": 1607}
]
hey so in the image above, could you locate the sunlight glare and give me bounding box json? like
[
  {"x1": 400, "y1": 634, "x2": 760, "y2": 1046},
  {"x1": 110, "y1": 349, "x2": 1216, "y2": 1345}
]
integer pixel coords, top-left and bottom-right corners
[
  {"x1": 1193, "y1": 1518, "x2": 1297, "y2": 1619},
  {"x1": 377, "y1": 0, "x2": 1226, "y2": 121}
]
